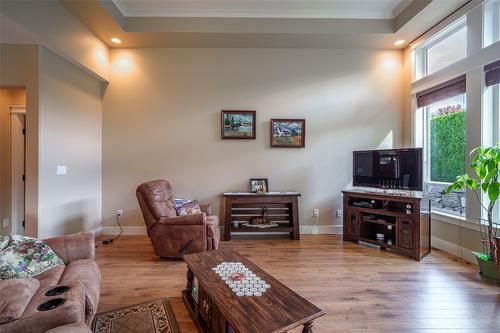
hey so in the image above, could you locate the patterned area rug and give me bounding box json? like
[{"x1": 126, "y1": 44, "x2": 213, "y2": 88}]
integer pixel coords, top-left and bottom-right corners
[{"x1": 92, "y1": 297, "x2": 180, "y2": 333}]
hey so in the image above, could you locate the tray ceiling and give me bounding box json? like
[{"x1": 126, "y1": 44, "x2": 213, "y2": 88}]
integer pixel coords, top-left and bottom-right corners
[{"x1": 112, "y1": 0, "x2": 413, "y2": 19}]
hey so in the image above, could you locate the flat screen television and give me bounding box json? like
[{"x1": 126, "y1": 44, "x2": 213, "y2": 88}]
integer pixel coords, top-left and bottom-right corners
[{"x1": 353, "y1": 148, "x2": 423, "y2": 191}]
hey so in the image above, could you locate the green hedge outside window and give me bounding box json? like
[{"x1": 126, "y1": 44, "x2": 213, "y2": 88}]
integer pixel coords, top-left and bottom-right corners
[{"x1": 430, "y1": 110, "x2": 467, "y2": 183}]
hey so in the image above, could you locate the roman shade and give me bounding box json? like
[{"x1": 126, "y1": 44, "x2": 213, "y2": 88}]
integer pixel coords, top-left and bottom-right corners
[
  {"x1": 485, "y1": 60, "x2": 500, "y2": 87},
  {"x1": 416, "y1": 75, "x2": 466, "y2": 108}
]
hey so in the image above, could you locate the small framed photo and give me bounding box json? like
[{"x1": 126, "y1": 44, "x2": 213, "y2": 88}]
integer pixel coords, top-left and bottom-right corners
[
  {"x1": 221, "y1": 110, "x2": 256, "y2": 140},
  {"x1": 249, "y1": 178, "x2": 269, "y2": 193},
  {"x1": 270, "y1": 119, "x2": 305, "y2": 148}
]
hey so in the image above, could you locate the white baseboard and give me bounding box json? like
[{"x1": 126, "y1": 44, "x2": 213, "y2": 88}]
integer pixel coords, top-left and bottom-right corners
[
  {"x1": 101, "y1": 225, "x2": 343, "y2": 236},
  {"x1": 300, "y1": 225, "x2": 343, "y2": 235},
  {"x1": 431, "y1": 236, "x2": 476, "y2": 263},
  {"x1": 102, "y1": 226, "x2": 147, "y2": 235}
]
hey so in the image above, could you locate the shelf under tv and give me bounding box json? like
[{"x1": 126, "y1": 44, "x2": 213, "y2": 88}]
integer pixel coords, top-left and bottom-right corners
[
  {"x1": 360, "y1": 217, "x2": 395, "y2": 227},
  {"x1": 232, "y1": 225, "x2": 294, "y2": 233},
  {"x1": 357, "y1": 237, "x2": 399, "y2": 249},
  {"x1": 349, "y1": 206, "x2": 410, "y2": 218}
]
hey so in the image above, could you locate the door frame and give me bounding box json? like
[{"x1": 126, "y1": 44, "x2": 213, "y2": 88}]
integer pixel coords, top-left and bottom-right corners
[{"x1": 10, "y1": 105, "x2": 26, "y2": 235}]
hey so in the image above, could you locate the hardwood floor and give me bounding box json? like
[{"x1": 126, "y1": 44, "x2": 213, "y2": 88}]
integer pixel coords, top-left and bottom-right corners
[{"x1": 96, "y1": 235, "x2": 500, "y2": 332}]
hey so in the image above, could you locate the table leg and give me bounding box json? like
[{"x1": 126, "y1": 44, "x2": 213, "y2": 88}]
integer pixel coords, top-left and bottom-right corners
[
  {"x1": 302, "y1": 322, "x2": 313, "y2": 333},
  {"x1": 186, "y1": 268, "x2": 194, "y2": 294},
  {"x1": 224, "y1": 198, "x2": 232, "y2": 241},
  {"x1": 292, "y1": 197, "x2": 300, "y2": 240}
]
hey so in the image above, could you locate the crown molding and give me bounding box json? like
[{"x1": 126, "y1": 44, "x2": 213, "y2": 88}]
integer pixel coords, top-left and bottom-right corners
[{"x1": 111, "y1": 0, "x2": 410, "y2": 19}]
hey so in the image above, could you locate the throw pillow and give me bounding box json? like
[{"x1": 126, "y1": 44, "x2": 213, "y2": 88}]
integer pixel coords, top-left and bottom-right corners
[
  {"x1": 0, "y1": 235, "x2": 64, "y2": 279},
  {"x1": 175, "y1": 199, "x2": 202, "y2": 216},
  {"x1": 0, "y1": 278, "x2": 40, "y2": 323}
]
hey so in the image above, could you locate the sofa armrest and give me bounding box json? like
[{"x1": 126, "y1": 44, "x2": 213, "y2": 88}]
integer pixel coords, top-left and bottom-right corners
[
  {"x1": 158, "y1": 213, "x2": 206, "y2": 226},
  {"x1": 44, "y1": 232, "x2": 95, "y2": 264},
  {"x1": 199, "y1": 204, "x2": 212, "y2": 216}
]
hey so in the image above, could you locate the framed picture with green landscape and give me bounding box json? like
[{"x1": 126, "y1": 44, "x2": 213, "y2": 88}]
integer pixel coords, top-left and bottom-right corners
[
  {"x1": 221, "y1": 110, "x2": 256, "y2": 140},
  {"x1": 270, "y1": 119, "x2": 305, "y2": 148}
]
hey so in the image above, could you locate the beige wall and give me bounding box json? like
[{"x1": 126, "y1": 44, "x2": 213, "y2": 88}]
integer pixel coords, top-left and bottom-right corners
[
  {"x1": 0, "y1": 0, "x2": 109, "y2": 81},
  {"x1": 0, "y1": 44, "x2": 39, "y2": 237},
  {"x1": 432, "y1": 218, "x2": 483, "y2": 253},
  {"x1": 37, "y1": 47, "x2": 102, "y2": 238},
  {"x1": 102, "y1": 48, "x2": 403, "y2": 232},
  {"x1": 401, "y1": 47, "x2": 413, "y2": 147},
  {"x1": 0, "y1": 88, "x2": 25, "y2": 235}
]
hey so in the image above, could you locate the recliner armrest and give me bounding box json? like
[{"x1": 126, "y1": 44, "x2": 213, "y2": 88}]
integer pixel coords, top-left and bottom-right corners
[
  {"x1": 44, "y1": 232, "x2": 95, "y2": 263},
  {"x1": 158, "y1": 213, "x2": 206, "y2": 226},
  {"x1": 199, "y1": 204, "x2": 212, "y2": 215}
]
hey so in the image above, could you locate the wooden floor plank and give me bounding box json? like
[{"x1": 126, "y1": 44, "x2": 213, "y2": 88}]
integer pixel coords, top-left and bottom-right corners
[{"x1": 95, "y1": 235, "x2": 500, "y2": 332}]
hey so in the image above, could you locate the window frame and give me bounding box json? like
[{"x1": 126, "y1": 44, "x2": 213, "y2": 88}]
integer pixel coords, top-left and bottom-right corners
[
  {"x1": 416, "y1": 93, "x2": 468, "y2": 218},
  {"x1": 421, "y1": 93, "x2": 467, "y2": 186},
  {"x1": 483, "y1": 0, "x2": 500, "y2": 47},
  {"x1": 495, "y1": 84, "x2": 499, "y2": 224},
  {"x1": 414, "y1": 17, "x2": 467, "y2": 79},
  {"x1": 496, "y1": 1, "x2": 500, "y2": 42},
  {"x1": 483, "y1": 82, "x2": 500, "y2": 224}
]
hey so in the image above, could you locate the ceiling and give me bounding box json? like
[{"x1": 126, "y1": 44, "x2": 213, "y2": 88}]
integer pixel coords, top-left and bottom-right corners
[
  {"x1": 60, "y1": 0, "x2": 470, "y2": 49},
  {"x1": 112, "y1": 0, "x2": 412, "y2": 19}
]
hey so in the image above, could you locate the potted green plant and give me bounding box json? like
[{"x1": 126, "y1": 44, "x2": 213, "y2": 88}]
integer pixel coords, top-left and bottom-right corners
[{"x1": 446, "y1": 145, "x2": 499, "y2": 280}]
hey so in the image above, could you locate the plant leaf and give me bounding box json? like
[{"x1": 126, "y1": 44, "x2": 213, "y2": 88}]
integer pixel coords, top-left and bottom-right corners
[
  {"x1": 484, "y1": 169, "x2": 498, "y2": 183},
  {"x1": 488, "y1": 182, "x2": 499, "y2": 202}
]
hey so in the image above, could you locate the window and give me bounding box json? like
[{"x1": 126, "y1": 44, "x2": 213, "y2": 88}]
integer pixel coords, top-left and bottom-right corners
[
  {"x1": 428, "y1": 95, "x2": 467, "y2": 184},
  {"x1": 415, "y1": 76, "x2": 467, "y2": 217},
  {"x1": 414, "y1": 17, "x2": 467, "y2": 80},
  {"x1": 484, "y1": 0, "x2": 500, "y2": 47}
]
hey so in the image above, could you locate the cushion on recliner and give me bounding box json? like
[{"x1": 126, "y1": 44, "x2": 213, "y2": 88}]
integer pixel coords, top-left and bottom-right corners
[
  {"x1": 0, "y1": 278, "x2": 40, "y2": 324},
  {"x1": 59, "y1": 259, "x2": 101, "y2": 325},
  {"x1": 137, "y1": 180, "x2": 177, "y2": 219},
  {"x1": 35, "y1": 265, "x2": 66, "y2": 288}
]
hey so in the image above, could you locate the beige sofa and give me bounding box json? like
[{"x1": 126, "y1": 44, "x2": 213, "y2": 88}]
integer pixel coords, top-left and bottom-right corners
[{"x1": 0, "y1": 233, "x2": 100, "y2": 333}]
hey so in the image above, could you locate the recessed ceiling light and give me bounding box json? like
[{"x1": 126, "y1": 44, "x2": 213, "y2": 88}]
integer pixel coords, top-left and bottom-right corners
[
  {"x1": 394, "y1": 40, "x2": 405, "y2": 46},
  {"x1": 111, "y1": 37, "x2": 122, "y2": 44}
]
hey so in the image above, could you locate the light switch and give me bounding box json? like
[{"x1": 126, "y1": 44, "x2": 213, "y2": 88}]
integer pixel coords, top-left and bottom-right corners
[
  {"x1": 2, "y1": 218, "x2": 8, "y2": 228},
  {"x1": 56, "y1": 165, "x2": 67, "y2": 176}
]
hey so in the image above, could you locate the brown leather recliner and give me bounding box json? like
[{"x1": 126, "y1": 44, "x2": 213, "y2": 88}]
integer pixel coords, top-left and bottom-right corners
[{"x1": 136, "y1": 179, "x2": 220, "y2": 258}]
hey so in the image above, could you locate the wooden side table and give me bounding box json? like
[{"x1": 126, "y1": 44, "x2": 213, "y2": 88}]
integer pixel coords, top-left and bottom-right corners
[{"x1": 222, "y1": 192, "x2": 301, "y2": 241}]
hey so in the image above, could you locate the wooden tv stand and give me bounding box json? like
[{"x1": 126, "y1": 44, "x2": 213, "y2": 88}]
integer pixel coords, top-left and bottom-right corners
[{"x1": 342, "y1": 190, "x2": 431, "y2": 261}]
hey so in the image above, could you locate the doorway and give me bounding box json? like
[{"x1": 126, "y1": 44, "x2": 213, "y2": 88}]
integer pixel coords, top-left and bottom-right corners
[
  {"x1": 0, "y1": 88, "x2": 26, "y2": 236},
  {"x1": 11, "y1": 106, "x2": 26, "y2": 235}
]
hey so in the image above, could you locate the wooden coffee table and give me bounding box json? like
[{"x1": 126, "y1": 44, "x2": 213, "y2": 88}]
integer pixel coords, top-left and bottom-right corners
[{"x1": 182, "y1": 249, "x2": 324, "y2": 333}]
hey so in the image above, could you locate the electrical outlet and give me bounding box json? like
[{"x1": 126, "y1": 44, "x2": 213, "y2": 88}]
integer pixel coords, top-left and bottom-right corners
[
  {"x1": 117, "y1": 209, "x2": 123, "y2": 216},
  {"x1": 336, "y1": 209, "x2": 343, "y2": 218},
  {"x1": 2, "y1": 218, "x2": 8, "y2": 228},
  {"x1": 313, "y1": 209, "x2": 319, "y2": 217}
]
